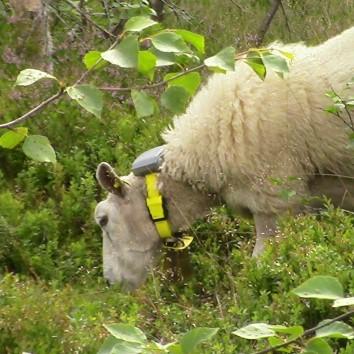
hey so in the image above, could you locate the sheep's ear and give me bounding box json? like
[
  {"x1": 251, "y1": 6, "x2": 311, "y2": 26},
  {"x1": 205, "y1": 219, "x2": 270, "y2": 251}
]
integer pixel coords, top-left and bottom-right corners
[{"x1": 96, "y1": 162, "x2": 125, "y2": 195}]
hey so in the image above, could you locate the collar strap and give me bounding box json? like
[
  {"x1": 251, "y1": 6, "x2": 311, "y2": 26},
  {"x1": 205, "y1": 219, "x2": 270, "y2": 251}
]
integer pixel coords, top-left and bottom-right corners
[
  {"x1": 145, "y1": 173, "x2": 193, "y2": 250},
  {"x1": 145, "y1": 173, "x2": 173, "y2": 238}
]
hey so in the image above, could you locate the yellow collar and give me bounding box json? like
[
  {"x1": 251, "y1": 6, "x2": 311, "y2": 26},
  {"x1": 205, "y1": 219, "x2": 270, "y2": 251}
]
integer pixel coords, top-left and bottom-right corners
[{"x1": 145, "y1": 173, "x2": 193, "y2": 250}]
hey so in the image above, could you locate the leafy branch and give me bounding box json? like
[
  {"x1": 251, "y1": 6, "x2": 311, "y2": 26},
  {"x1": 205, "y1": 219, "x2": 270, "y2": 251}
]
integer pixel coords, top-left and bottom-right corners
[
  {"x1": 99, "y1": 49, "x2": 252, "y2": 92},
  {"x1": 253, "y1": 309, "x2": 354, "y2": 354},
  {"x1": 97, "y1": 276, "x2": 354, "y2": 354},
  {"x1": 62, "y1": 0, "x2": 115, "y2": 38},
  {"x1": 100, "y1": 63, "x2": 206, "y2": 92},
  {"x1": 0, "y1": 32, "x2": 122, "y2": 130},
  {"x1": 325, "y1": 86, "x2": 354, "y2": 149},
  {"x1": 0, "y1": 3, "x2": 293, "y2": 163},
  {"x1": 325, "y1": 88, "x2": 354, "y2": 132},
  {"x1": 234, "y1": 276, "x2": 354, "y2": 354}
]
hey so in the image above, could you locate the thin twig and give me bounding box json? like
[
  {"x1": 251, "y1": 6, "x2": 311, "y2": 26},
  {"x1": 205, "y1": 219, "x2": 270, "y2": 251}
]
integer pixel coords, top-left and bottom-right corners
[
  {"x1": 229, "y1": 0, "x2": 246, "y2": 12},
  {"x1": 45, "y1": 2, "x2": 69, "y2": 26},
  {"x1": 215, "y1": 292, "x2": 225, "y2": 319},
  {"x1": 252, "y1": 309, "x2": 354, "y2": 354},
  {"x1": 63, "y1": 0, "x2": 115, "y2": 38},
  {"x1": 254, "y1": 0, "x2": 282, "y2": 46},
  {"x1": 0, "y1": 90, "x2": 64, "y2": 129},
  {"x1": 279, "y1": 1, "x2": 291, "y2": 38},
  {"x1": 312, "y1": 173, "x2": 354, "y2": 180},
  {"x1": 101, "y1": 0, "x2": 111, "y2": 28},
  {"x1": 79, "y1": 0, "x2": 87, "y2": 27},
  {"x1": 160, "y1": 0, "x2": 193, "y2": 23},
  {"x1": 334, "y1": 112, "x2": 354, "y2": 131},
  {"x1": 343, "y1": 104, "x2": 354, "y2": 131},
  {"x1": 100, "y1": 63, "x2": 206, "y2": 92}
]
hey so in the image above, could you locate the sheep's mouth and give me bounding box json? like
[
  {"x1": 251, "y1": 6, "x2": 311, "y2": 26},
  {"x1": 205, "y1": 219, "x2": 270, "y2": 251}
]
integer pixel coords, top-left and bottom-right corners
[{"x1": 104, "y1": 230, "x2": 113, "y2": 243}]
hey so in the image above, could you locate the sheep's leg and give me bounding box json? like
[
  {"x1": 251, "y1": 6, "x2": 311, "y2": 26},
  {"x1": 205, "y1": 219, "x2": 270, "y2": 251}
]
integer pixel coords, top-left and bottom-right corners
[{"x1": 252, "y1": 213, "x2": 278, "y2": 257}]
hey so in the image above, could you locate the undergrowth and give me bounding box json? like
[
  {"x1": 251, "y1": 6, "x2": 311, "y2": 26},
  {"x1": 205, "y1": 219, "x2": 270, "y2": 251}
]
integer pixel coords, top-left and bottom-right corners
[{"x1": 0, "y1": 208, "x2": 353, "y2": 353}]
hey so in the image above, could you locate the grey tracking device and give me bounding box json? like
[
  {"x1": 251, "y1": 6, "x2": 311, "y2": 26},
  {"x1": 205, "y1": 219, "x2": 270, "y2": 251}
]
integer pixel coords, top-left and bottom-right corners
[{"x1": 131, "y1": 145, "x2": 165, "y2": 176}]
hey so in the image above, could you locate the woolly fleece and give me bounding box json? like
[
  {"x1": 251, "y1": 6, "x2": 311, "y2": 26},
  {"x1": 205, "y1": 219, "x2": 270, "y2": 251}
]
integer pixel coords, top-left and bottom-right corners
[{"x1": 162, "y1": 27, "x2": 354, "y2": 214}]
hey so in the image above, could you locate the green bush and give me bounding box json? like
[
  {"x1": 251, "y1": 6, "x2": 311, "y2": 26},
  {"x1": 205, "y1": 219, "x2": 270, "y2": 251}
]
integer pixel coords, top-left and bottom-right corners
[{"x1": 0, "y1": 209, "x2": 353, "y2": 353}]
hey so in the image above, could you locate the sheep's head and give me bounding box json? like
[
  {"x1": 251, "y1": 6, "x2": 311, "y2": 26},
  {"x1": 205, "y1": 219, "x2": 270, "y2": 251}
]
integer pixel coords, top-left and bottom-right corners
[{"x1": 95, "y1": 162, "x2": 161, "y2": 291}]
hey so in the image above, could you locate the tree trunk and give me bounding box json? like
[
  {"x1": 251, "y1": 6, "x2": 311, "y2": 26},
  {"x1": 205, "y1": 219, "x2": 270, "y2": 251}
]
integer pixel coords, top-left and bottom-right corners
[
  {"x1": 9, "y1": 0, "x2": 42, "y2": 14},
  {"x1": 8, "y1": 0, "x2": 53, "y2": 73}
]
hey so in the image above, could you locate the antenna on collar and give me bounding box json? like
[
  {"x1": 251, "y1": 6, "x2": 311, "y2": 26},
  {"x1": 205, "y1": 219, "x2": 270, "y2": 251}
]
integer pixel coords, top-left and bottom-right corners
[{"x1": 132, "y1": 145, "x2": 165, "y2": 176}]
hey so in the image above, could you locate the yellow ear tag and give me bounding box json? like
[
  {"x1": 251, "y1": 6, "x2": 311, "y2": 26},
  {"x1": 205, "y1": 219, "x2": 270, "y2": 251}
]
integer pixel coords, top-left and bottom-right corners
[{"x1": 164, "y1": 235, "x2": 194, "y2": 250}]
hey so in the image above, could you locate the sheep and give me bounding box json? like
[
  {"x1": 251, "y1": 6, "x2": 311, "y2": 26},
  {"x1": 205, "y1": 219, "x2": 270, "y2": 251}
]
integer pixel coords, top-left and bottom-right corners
[{"x1": 95, "y1": 27, "x2": 354, "y2": 290}]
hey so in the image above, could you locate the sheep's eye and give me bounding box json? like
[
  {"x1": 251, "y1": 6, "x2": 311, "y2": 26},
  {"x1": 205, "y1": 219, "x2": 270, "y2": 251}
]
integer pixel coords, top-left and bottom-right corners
[{"x1": 98, "y1": 215, "x2": 108, "y2": 227}]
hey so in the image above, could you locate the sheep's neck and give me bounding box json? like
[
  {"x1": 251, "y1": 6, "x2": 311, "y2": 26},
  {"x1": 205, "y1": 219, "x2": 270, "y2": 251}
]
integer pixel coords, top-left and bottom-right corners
[{"x1": 158, "y1": 172, "x2": 217, "y2": 232}]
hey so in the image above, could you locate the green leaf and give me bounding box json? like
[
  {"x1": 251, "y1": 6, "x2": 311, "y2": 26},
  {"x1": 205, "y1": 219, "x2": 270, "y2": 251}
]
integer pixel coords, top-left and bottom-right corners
[
  {"x1": 292, "y1": 276, "x2": 344, "y2": 299},
  {"x1": 175, "y1": 52, "x2": 200, "y2": 66},
  {"x1": 147, "y1": 341, "x2": 176, "y2": 352},
  {"x1": 151, "y1": 31, "x2": 189, "y2": 53},
  {"x1": 164, "y1": 72, "x2": 201, "y2": 95},
  {"x1": 104, "y1": 324, "x2": 147, "y2": 344},
  {"x1": 173, "y1": 29, "x2": 205, "y2": 54},
  {"x1": 116, "y1": 2, "x2": 157, "y2": 18},
  {"x1": 150, "y1": 48, "x2": 176, "y2": 66},
  {"x1": 131, "y1": 90, "x2": 155, "y2": 118},
  {"x1": 204, "y1": 46, "x2": 235, "y2": 72},
  {"x1": 161, "y1": 86, "x2": 190, "y2": 114},
  {"x1": 166, "y1": 343, "x2": 183, "y2": 354},
  {"x1": 138, "y1": 51, "x2": 156, "y2": 80},
  {"x1": 267, "y1": 336, "x2": 284, "y2": 347},
  {"x1": 333, "y1": 297, "x2": 354, "y2": 307},
  {"x1": 325, "y1": 91, "x2": 339, "y2": 100},
  {"x1": 344, "y1": 99, "x2": 354, "y2": 107},
  {"x1": 102, "y1": 36, "x2": 139, "y2": 68},
  {"x1": 124, "y1": 16, "x2": 157, "y2": 32},
  {"x1": 316, "y1": 320, "x2": 354, "y2": 339},
  {"x1": 245, "y1": 50, "x2": 266, "y2": 80},
  {"x1": 66, "y1": 84, "x2": 103, "y2": 118},
  {"x1": 348, "y1": 132, "x2": 354, "y2": 149},
  {"x1": 261, "y1": 51, "x2": 289, "y2": 77},
  {"x1": 277, "y1": 49, "x2": 295, "y2": 60},
  {"x1": 325, "y1": 105, "x2": 342, "y2": 115},
  {"x1": 0, "y1": 127, "x2": 28, "y2": 149},
  {"x1": 180, "y1": 327, "x2": 219, "y2": 354},
  {"x1": 15, "y1": 69, "x2": 57, "y2": 86},
  {"x1": 22, "y1": 135, "x2": 56, "y2": 163},
  {"x1": 97, "y1": 335, "x2": 120, "y2": 354},
  {"x1": 270, "y1": 325, "x2": 304, "y2": 339},
  {"x1": 232, "y1": 323, "x2": 276, "y2": 339},
  {"x1": 305, "y1": 337, "x2": 333, "y2": 354},
  {"x1": 83, "y1": 51, "x2": 106, "y2": 70},
  {"x1": 111, "y1": 340, "x2": 143, "y2": 354}
]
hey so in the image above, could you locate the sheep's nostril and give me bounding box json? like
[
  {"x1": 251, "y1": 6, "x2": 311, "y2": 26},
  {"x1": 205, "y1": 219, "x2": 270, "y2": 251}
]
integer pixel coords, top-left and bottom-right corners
[{"x1": 99, "y1": 215, "x2": 108, "y2": 227}]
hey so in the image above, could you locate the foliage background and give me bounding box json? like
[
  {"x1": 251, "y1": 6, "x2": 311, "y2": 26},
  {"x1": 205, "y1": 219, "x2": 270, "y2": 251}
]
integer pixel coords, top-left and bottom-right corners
[{"x1": 0, "y1": 0, "x2": 353, "y2": 353}]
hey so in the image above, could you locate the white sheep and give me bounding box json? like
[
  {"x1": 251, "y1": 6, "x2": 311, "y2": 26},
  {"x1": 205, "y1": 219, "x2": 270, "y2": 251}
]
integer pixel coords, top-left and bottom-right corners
[{"x1": 95, "y1": 27, "x2": 354, "y2": 290}]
